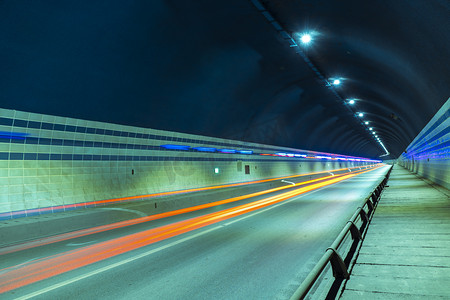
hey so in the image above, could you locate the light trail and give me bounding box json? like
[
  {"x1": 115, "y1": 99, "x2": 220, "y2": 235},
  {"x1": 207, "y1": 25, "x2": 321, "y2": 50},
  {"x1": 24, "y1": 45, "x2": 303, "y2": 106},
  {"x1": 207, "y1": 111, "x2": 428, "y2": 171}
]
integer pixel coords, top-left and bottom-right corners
[
  {"x1": 4, "y1": 165, "x2": 378, "y2": 219},
  {"x1": 0, "y1": 166, "x2": 382, "y2": 294},
  {"x1": 0, "y1": 165, "x2": 380, "y2": 256}
]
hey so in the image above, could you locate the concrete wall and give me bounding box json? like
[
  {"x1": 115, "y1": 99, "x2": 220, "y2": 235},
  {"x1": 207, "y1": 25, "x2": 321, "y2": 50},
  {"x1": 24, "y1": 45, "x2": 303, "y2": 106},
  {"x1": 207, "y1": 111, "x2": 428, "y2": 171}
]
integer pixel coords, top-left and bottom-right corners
[
  {"x1": 0, "y1": 108, "x2": 379, "y2": 220},
  {"x1": 398, "y1": 98, "x2": 449, "y2": 189}
]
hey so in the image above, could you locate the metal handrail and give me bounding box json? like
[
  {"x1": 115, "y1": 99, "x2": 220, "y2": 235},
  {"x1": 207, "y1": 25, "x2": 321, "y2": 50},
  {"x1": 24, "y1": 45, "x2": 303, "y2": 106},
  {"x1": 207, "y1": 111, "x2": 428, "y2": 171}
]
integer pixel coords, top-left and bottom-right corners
[{"x1": 290, "y1": 165, "x2": 393, "y2": 299}]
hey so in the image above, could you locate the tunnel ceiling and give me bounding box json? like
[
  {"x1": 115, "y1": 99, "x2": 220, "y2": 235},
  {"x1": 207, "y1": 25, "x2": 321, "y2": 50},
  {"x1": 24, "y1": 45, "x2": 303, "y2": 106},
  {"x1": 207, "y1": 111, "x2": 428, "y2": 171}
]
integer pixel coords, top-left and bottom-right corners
[{"x1": 1, "y1": 0, "x2": 449, "y2": 159}]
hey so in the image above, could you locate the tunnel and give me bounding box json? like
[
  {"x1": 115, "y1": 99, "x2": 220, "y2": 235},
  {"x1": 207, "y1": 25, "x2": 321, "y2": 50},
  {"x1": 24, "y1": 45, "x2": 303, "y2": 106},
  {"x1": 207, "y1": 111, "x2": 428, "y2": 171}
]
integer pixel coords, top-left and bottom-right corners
[{"x1": 0, "y1": 1, "x2": 449, "y2": 299}]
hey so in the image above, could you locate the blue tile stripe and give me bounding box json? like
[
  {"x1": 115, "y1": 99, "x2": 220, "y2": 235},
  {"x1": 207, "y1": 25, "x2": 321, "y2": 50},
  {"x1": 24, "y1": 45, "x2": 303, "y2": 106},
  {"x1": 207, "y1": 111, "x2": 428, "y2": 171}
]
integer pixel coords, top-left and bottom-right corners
[
  {"x1": 407, "y1": 125, "x2": 450, "y2": 154},
  {"x1": 2, "y1": 135, "x2": 289, "y2": 159},
  {"x1": 407, "y1": 108, "x2": 449, "y2": 151},
  {"x1": 0, "y1": 116, "x2": 284, "y2": 153},
  {"x1": 1, "y1": 116, "x2": 378, "y2": 161},
  {"x1": 0, "y1": 152, "x2": 313, "y2": 162},
  {"x1": 403, "y1": 140, "x2": 450, "y2": 159}
]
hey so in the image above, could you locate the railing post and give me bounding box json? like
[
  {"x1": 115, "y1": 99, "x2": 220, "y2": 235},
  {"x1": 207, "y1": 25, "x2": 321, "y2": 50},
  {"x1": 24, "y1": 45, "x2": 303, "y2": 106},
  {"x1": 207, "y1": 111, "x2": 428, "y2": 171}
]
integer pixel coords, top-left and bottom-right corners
[
  {"x1": 327, "y1": 247, "x2": 349, "y2": 279},
  {"x1": 371, "y1": 193, "x2": 378, "y2": 205},
  {"x1": 359, "y1": 208, "x2": 369, "y2": 224},
  {"x1": 366, "y1": 199, "x2": 374, "y2": 215},
  {"x1": 290, "y1": 166, "x2": 393, "y2": 300},
  {"x1": 347, "y1": 221, "x2": 362, "y2": 241}
]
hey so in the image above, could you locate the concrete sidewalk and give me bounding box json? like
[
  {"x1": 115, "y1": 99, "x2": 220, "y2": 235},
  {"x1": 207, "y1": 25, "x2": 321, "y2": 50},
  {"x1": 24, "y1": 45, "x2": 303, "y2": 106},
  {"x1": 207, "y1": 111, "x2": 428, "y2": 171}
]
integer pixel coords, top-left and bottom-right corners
[{"x1": 340, "y1": 164, "x2": 450, "y2": 299}]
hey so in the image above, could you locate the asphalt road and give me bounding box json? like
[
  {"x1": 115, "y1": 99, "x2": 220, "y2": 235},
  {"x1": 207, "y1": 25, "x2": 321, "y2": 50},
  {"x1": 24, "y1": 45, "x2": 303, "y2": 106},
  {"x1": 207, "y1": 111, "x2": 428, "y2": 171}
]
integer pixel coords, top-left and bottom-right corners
[{"x1": 1, "y1": 165, "x2": 390, "y2": 300}]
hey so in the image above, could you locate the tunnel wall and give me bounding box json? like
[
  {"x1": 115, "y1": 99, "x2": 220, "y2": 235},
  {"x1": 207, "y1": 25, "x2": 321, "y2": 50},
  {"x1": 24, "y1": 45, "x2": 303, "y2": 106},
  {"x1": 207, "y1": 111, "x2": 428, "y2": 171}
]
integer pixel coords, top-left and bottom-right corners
[
  {"x1": 397, "y1": 98, "x2": 449, "y2": 189},
  {"x1": 0, "y1": 108, "x2": 379, "y2": 220}
]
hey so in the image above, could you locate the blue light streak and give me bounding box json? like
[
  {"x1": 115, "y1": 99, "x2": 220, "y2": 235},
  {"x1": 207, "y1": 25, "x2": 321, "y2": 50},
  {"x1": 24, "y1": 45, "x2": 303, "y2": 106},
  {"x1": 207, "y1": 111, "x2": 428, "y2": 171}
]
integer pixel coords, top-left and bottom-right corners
[
  {"x1": 160, "y1": 144, "x2": 190, "y2": 151},
  {"x1": 193, "y1": 147, "x2": 217, "y2": 152},
  {"x1": 0, "y1": 131, "x2": 29, "y2": 140}
]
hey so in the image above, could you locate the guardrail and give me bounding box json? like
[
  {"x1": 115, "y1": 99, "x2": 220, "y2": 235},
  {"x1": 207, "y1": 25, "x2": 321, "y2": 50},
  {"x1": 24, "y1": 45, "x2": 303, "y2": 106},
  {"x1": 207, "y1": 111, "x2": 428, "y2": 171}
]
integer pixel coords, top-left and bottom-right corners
[{"x1": 290, "y1": 165, "x2": 393, "y2": 300}]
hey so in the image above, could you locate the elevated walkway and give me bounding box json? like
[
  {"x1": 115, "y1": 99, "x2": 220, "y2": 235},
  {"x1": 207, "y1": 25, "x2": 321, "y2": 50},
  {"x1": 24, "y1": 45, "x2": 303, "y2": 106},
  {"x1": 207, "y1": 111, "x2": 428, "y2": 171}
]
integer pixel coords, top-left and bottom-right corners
[{"x1": 340, "y1": 164, "x2": 450, "y2": 299}]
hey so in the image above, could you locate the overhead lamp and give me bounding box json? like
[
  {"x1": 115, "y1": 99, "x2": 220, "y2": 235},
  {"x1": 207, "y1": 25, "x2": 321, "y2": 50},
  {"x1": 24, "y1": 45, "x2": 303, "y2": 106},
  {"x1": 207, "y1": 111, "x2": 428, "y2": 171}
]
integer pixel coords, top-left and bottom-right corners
[
  {"x1": 300, "y1": 33, "x2": 312, "y2": 44},
  {"x1": 373, "y1": 132, "x2": 376, "y2": 135},
  {"x1": 358, "y1": 113, "x2": 364, "y2": 117},
  {"x1": 364, "y1": 121, "x2": 369, "y2": 125},
  {"x1": 348, "y1": 99, "x2": 355, "y2": 105},
  {"x1": 369, "y1": 127, "x2": 373, "y2": 130},
  {"x1": 333, "y1": 79, "x2": 341, "y2": 85}
]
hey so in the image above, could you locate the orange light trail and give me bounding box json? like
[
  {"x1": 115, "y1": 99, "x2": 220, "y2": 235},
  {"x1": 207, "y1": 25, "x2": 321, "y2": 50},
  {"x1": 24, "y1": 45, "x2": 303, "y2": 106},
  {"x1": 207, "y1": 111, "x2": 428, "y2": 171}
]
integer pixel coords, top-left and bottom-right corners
[
  {"x1": 0, "y1": 165, "x2": 381, "y2": 256},
  {"x1": 0, "y1": 166, "x2": 382, "y2": 294},
  {"x1": 46, "y1": 165, "x2": 380, "y2": 208},
  {"x1": 4, "y1": 165, "x2": 379, "y2": 219}
]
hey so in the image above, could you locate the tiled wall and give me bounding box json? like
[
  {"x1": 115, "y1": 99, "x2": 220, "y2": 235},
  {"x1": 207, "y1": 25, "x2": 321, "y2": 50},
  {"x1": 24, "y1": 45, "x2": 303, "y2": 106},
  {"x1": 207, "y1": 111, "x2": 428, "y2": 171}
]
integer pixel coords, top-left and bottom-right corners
[
  {"x1": 0, "y1": 108, "x2": 377, "y2": 219},
  {"x1": 398, "y1": 98, "x2": 449, "y2": 189}
]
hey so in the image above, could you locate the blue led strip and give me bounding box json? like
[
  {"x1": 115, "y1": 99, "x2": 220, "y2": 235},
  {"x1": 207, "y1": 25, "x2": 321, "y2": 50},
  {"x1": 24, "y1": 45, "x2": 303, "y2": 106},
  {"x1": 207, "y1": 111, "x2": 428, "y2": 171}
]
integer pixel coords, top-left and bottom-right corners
[
  {"x1": 0, "y1": 116, "x2": 285, "y2": 153},
  {"x1": 403, "y1": 140, "x2": 450, "y2": 158},
  {"x1": 407, "y1": 111, "x2": 450, "y2": 151},
  {"x1": 0, "y1": 131, "x2": 29, "y2": 140},
  {"x1": 0, "y1": 116, "x2": 379, "y2": 162},
  {"x1": 0, "y1": 152, "x2": 326, "y2": 163},
  {"x1": 193, "y1": 147, "x2": 217, "y2": 152},
  {"x1": 408, "y1": 132, "x2": 449, "y2": 155}
]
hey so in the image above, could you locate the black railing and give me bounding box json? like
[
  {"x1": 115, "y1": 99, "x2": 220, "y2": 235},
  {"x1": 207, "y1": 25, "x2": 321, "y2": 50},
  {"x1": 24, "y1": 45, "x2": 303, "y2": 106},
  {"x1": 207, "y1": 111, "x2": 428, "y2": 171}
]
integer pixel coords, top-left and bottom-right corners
[{"x1": 290, "y1": 165, "x2": 393, "y2": 299}]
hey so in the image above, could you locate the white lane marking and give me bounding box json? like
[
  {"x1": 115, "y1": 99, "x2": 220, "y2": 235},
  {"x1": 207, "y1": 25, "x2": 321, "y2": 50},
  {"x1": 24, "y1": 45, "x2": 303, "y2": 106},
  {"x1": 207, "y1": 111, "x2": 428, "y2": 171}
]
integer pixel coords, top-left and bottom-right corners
[
  {"x1": 224, "y1": 186, "x2": 327, "y2": 227},
  {"x1": 348, "y1": 168, "x2": 351, "y2": 171},
  {"x1": 66, "y1": 240, "x2": 98, "y2": 247},
  {"x1": 15, "y1": 171, "x2": 376, "y2": 299},
  {"x1": 281, "y1": 180, "x2": 295, "y2": 186},
  {"x1": 15, "y1": 186, "x2": 330, "y2": 299},
  {"x1": 328, "y1": 172, "x2": 334, "y2": 176},
  {"x1": 0, "y1": 257, "x2": 43, "y2": 276},
  {"x1": 20, "y1": 257, "x2": 43, "y2": 265},
  {"x1": 99, "y1": 208, "x2": 147, "y2": 218},
  {"x1": 14, "y1": 227, "x2": 221, "y2": 300}
]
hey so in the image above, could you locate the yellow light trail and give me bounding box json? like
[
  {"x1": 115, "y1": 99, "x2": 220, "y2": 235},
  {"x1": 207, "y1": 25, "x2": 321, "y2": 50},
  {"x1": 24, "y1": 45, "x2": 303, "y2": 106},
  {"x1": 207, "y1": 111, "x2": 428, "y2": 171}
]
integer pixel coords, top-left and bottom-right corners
[
  {"x1": 0, "y1": 165, "x2": 380, "y2": 255},
  {"x1": 0, "y1": 165, "x2": 382, "y2": 294}
]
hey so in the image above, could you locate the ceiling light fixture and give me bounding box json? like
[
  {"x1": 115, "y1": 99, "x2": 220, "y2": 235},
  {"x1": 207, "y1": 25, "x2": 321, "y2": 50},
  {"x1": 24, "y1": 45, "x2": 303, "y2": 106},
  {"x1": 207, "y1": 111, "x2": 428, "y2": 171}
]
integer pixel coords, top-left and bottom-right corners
[
  {"x1": 300, "y1": 33, "x2": 312, "y2": 44},
  {"x1": 250, "y1": 4, "x2": 389, "y2": 158}
]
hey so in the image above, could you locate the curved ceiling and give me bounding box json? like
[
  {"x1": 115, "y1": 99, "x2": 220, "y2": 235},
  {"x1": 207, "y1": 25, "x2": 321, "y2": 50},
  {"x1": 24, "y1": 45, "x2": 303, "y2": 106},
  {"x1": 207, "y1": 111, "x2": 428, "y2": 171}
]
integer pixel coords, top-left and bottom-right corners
[{"x1": 1, "y1": 0, "x2": 449, "y2": 159}]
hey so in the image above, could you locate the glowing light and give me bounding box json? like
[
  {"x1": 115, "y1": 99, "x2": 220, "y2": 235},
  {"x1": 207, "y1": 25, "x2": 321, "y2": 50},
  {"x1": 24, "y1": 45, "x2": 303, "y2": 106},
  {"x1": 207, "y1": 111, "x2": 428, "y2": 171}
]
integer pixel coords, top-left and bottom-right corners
[
  {"x1": 316, "y1": 155, "x2": 332, "y2": 159},
  {"x1": 237, "y1": 150, "x2": 253, "y2": 155},
  {"x1": 193, "y1": 147, "x2": 216, "y2": 152},
  {"x1": 0, "y1": 165, "x2": 381, "y2": 255},
  {"x1": 0, "y1": 131, "x2": 29, "y2": 140},
  {"x1": 348, "y1": 99, "x2": 355, "y2": 105},
  {"x1": 218, "y1": 149, "x2": 236, "y2": 154},
  {"x1": 300, "y1": 33, "x2": 312, "y2": 44},
  {"x1": 333, "y1": 79, "x2": 341, "y2": 85},
  {"x1": 160, "y1": 144, "x2": 190, "y2": 151},
  {"x1": 369, "y1": 127, "x2": 373, "y2": 130},
  {"x1": 365, "y1": 121, "x2": 369, "y2": 125},
  {"x1": 358, "y1": 113, "x2": 364, "y2": 117},
  {"x1": 0, "y1": 166, "x2": 383, "y2": 294},
  {"x1": 214, "y1": 168, "x2": 219, "y2": 174}
]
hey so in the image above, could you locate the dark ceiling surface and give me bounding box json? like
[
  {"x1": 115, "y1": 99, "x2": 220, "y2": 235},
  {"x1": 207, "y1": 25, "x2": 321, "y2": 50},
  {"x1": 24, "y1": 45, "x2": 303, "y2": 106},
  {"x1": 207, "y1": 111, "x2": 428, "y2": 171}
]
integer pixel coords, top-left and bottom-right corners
[{"x1": 1, "y1": 0, "x2": 449, "y2": 159}]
